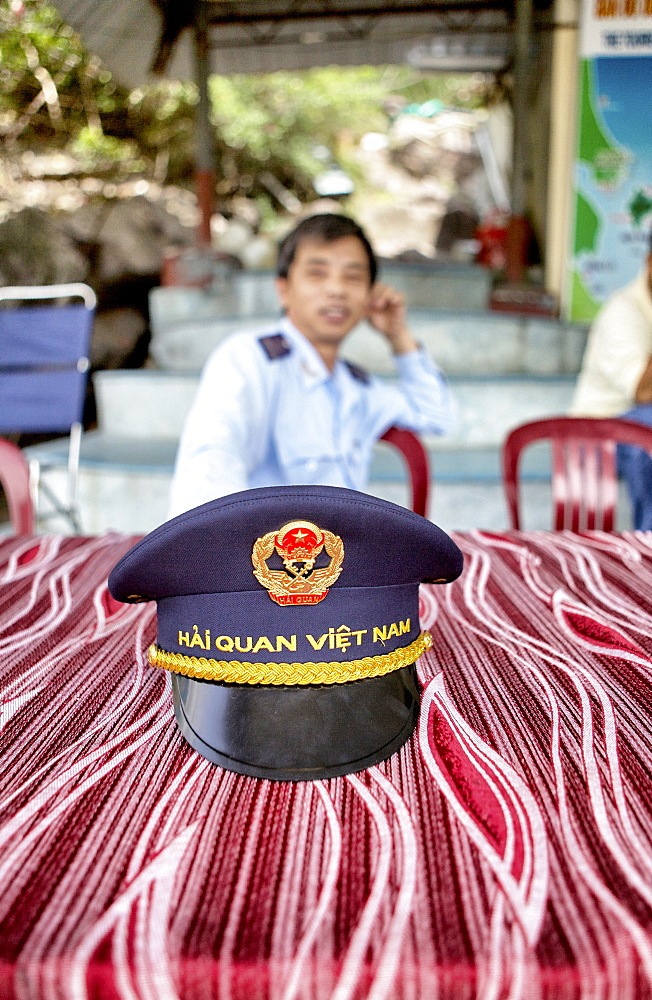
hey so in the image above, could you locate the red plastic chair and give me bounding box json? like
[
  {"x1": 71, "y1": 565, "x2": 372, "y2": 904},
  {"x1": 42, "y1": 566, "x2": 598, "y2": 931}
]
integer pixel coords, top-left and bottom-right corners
[
  {"x1": 502, "y1": 416, "x2": 652, "y2": 531},
  {"x1": 0, "y1": 437, "x2": 35, "y2": 535},
  {"x1": 379, "y1": 426, "x2": 430, "y2": 518}
]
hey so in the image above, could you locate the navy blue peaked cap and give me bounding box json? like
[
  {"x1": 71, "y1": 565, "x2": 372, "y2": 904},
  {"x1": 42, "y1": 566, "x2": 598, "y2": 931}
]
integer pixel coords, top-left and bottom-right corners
[
  {"x1": 109, "y1": 485, "x2": 462, "y2": 599},
  {"x1": 109, "y1": 485, "x2": 463, "y2": 781}
]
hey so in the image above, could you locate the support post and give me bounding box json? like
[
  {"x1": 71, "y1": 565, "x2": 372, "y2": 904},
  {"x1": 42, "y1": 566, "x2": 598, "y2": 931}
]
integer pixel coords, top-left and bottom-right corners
[
  {"x1": 545, "y1": 0, "x2": 580, "y2": 304},
  {"x1": 505, "y1": 0, "x2": 534, "y2": 283},
  {"x1": 194, "y1": 4, "x2": 215, "y2": 248}
]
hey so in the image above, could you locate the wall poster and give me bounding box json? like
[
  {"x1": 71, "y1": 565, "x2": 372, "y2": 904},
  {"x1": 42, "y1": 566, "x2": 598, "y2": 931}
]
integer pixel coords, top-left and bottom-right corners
[{"x1": 568, "y1": 0, "x2": 652, "y2": 322}]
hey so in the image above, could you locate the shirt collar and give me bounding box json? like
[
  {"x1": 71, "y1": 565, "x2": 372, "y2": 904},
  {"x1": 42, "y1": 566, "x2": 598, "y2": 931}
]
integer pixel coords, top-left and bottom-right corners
[{"x1": 280, "y1": 317, "x2": 342, "y2": 388}]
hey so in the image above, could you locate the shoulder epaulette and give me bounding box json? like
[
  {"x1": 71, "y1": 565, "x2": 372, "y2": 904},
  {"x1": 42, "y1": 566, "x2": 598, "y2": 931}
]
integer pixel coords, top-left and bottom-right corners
[
  {"x1": 344, "y1": 360, "x2": 370, "y2": 384},
  {"x1": 258, "y1": 333, "x2": 292, "y2": 361}
]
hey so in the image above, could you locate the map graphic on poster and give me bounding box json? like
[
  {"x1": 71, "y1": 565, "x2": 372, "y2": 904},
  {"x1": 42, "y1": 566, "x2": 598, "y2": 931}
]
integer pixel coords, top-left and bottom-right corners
[{"x1": 569, "y1": 7, "x2": 652, "y2": 323}]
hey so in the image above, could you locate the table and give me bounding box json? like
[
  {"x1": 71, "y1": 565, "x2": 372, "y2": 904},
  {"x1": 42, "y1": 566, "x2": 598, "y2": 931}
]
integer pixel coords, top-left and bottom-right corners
[{"x1": 2, "y1": 530, "x2": 652, "y2": 1000}]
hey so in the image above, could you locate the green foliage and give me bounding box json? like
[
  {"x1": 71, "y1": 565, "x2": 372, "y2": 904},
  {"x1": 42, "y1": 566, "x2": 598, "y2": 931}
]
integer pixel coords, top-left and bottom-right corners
[
  {"x1": 0, "y1": 0, "x2": 492, "y2": 207},
  {"x1": 0, "y1": 0, "x2": 196, "y2": 178},
  {"x1": 208, "y1": 67, "x2": 390, "y2": 201},
  {"x1": 70, "y1": 126, "x2": 144, "y2": 171},
  {"x1": 206, "y1": 66, "x2": 491, "y2": 208},
  {"x1": 0, "y1": 0, "x2": 122, "y2": 144},
  {"x1": 387, "y1": 70, "x2": 493, "y2": 111}
]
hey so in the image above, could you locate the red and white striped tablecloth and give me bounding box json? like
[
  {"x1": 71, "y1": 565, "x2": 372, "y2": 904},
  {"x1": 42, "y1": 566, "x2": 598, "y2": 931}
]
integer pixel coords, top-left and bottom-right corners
[{"x1": 2, "y1": 530, "x2": 652, "y2": 1000}]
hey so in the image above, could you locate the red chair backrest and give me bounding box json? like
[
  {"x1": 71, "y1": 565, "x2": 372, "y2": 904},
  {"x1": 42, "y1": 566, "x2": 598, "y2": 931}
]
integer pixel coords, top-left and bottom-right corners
[
  {"x1": 502, "y1": 416, "x2": 652, "y2": 531},
  {"x1": 379, "y1": 427, "x2": 430, "y2": 518},
  {"x1": 0, "y1": 437, "x2": 34, "y2": 535}
]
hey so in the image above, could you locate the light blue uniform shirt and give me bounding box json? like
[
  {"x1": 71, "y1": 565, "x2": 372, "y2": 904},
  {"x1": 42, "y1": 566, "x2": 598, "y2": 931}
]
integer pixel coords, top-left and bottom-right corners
[{"x1": 169, "y1": 319, "x2": 453, "y2": 517}]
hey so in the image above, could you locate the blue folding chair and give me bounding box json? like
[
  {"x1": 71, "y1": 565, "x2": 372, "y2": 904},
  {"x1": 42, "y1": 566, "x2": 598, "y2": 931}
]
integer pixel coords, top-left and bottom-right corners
[{"x1": 0, "y1": 284, "x2": 96, "y2": 532}]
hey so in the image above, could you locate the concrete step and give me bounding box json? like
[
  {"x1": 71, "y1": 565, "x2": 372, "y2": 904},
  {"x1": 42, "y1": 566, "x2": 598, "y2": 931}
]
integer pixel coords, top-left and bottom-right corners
[
  {"x1": 372, "y1": 442, "x2": 553, "y2": 484},
  {"x1": 24, "y1": 368, "x2": 581, "y2": 534},
  {"x1": 149, "y1": 282, "x2": 588, "y2": 377},
  {"x1": 150, "y1": 262, "x2": 493, "y2": 327},
  {"x1": 89, "y1": 369, "x2": 577, "y2": 446}
]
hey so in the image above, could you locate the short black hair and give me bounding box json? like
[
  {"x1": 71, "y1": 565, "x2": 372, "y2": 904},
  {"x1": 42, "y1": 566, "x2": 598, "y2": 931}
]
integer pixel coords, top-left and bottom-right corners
[{"x1": 276, "y1": 214, "x2": 377, "y2": 285}]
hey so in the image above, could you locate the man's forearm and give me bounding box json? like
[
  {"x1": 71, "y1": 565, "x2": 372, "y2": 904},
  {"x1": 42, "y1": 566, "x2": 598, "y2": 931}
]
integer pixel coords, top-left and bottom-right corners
[
  {"x1": 392, "y1": 349, "x2": 455, "y2": 435},
  {"x1": 388, "y1": 328, "x2": 419, "y2": 355},
  {"x1": 635, "y1": 355, "x2": 652, "y2": 404}
]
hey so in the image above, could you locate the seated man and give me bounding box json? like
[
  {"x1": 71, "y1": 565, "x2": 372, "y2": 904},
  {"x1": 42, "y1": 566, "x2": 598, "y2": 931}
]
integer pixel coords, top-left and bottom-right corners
[
  {"x1": 570, "y1": 231, "x2": 652, "y2": 528},
  {"x1": 169, "y1": 213, "x2": 454, "y2": 517}
]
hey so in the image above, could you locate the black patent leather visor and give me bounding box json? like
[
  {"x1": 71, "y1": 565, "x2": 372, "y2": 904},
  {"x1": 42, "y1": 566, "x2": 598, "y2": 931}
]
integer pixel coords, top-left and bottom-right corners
[{"x1": 171, "y1": 665, "x2": 420, "y2": 781}]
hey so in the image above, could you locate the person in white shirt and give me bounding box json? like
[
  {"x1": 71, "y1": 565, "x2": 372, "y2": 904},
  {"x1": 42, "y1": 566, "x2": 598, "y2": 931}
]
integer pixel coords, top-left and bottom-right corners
[
  {"x1": 570, "y1": 235, "x2": 652, "y2": 527},
  {"x1": 169, "y1": 213, "x2": 453, "y2": 517}
]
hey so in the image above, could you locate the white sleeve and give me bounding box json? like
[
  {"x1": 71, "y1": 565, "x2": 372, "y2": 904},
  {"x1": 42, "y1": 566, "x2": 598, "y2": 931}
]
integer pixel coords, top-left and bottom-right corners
[
  {"x1": 367, "y1": 348, "x2": 455, "y2": 438},
  {"x1": 168, "y1": 336, "x2": 271, "y2": 517}
]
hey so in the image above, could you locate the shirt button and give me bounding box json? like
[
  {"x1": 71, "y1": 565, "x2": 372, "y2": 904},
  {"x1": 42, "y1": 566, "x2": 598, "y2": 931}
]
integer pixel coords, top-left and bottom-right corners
[{"x1": 305, "y1": 459, "x2": 318, "y2": 472}]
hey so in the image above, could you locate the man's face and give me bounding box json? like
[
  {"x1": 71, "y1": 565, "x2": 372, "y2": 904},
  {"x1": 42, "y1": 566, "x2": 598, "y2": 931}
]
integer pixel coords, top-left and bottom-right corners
[{"x1": 276, "y1": 236, "x2": 372, "y2": 354}]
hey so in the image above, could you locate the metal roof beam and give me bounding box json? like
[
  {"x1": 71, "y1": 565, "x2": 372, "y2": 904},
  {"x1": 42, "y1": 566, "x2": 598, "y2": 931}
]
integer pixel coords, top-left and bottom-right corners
[{"x1": 202, "y1": 1, "x2": 515, "y2": 27}]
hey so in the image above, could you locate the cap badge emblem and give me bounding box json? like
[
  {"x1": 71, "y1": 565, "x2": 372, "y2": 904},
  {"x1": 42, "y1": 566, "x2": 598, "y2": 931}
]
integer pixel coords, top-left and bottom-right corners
[{"x1": 252, "y1": 520, "x2": 344, "y2": 606}]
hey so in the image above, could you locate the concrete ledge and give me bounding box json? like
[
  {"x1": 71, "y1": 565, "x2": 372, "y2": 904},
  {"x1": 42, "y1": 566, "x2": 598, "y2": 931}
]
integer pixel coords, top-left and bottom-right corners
[
  {"x1": 149, "y1": 276, "x2": 586, "y2": 376},
  {"x1": 429, "y1": 374, "x2": 576, "y2": 449},
  {"x1": 94, "y1": 370, "x2": 197, "y2": 437},
  {"x1": 90, "y1": 369, "x2": 576, "y2": 453},
  {"x1": 342, "y1": 312, "x2": 587, "y2": 377},
  {"x1": 32, "y1": 461, "x2": 172, "y2": 535},
  {"x1": 36, "y1": 462, "x2": 632, "y2": 536},
  {"x1": 26, "y1": 432, "x2": 178, "y2": 473},
  {"x1": 150, "y1": 262, "x2": 491, "y2": 326},
  {"x1": 150, "y1": 310, "x2": 588, "y2": 376},
  {"x1": 25, "y1": 368, "x2": 582, "y2": 534}
]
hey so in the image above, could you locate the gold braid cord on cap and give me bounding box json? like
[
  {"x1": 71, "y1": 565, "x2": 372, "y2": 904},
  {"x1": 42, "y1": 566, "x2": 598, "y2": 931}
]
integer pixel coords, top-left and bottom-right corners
[{"x1": 148, "y1": 632, "x2": 433, "y2": 686}]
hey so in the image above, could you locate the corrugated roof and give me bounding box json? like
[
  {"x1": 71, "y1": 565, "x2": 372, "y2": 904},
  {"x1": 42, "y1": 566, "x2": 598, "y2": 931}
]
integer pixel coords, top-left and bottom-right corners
[{"x1": 53, "y1": 0, "x2": 550, "y2": 85}]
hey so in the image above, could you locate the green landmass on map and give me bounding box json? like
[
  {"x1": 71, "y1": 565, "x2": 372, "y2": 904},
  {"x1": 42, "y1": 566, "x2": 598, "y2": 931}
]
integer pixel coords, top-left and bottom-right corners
[
  {"x1": 629, "y1": 190, "x2": 652, "y2": 226},
  {"x1": 578, "y1": 60, "x2": 628, "y2": 188},
  {"x1": 573, "y1": 191, "x2": 601, "y2": 255},
  {"x1": 570, "y1": 270, "x2": 600, "y2": 324}
]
